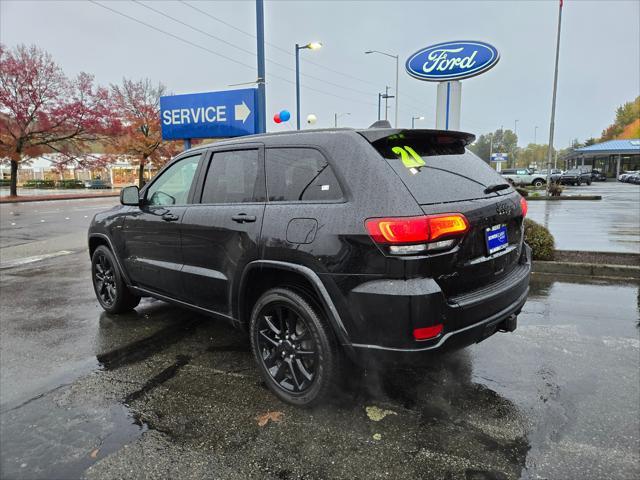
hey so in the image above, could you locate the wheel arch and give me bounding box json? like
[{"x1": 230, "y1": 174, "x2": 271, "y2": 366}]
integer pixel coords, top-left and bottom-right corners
[
  {"x1": 88, "y1": 233, "x2": 132, "y2": 285},
  {"x1": 237, "y1": 260, "x2": 353, "y2": 352}
]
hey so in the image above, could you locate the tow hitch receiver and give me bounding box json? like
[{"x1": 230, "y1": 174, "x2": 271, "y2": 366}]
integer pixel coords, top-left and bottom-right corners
[{"x1": 499, "y1": 314, "x2": 518, "y2": 333}]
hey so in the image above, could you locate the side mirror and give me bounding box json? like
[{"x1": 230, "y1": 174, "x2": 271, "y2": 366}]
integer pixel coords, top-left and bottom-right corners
[{"x1": 120, "y1": 185, "x2": 140, "y2": 206}]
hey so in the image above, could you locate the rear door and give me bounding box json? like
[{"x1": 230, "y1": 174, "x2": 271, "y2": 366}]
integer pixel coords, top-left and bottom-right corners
[{"x1": 180, "y1": 145, "x2": 266, "y2": 316}]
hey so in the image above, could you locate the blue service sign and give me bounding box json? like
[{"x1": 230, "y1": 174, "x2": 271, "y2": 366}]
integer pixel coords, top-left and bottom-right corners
[
  {"x1": 160, "y1": 88, "x2": 257, "y2": 140},
  {"x1": 406, "y1": 41, "x2": 500, "y2": 82}
]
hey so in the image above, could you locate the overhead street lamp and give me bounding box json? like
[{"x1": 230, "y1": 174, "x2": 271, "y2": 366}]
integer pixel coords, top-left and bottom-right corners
[
  {"x1": 334, "y1": 112, "x2": 350, "y2": 127},
  {"x1": 365, "y1": 50, "x2": 399, "y2": 127},
  {"x1": 295, "y1": 41, "x2": 322, "y2": 130},
  {"x1": 412, "y1": 115, "x2": 425, "y2": 129}
]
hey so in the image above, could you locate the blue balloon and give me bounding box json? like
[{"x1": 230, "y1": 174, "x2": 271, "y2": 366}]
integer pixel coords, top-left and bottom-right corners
[{"x1": 279, "y1": 110, "x2": 291, "y2": 122}]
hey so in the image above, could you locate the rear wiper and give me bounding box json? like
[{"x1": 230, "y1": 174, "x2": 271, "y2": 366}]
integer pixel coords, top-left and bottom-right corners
[{"x1": 484, "y1": 183, "x2": 511, "y2": 194}]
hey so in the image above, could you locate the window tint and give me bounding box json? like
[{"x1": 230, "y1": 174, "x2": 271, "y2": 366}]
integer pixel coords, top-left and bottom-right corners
[
  {"x1": 146, "y1": 154, "x2": 201, "y2": 206},
  {"x1": 266, "y1": 148, "x2": 343, "y2": 202},
  {"x1": 201, "y1": 149, "x2": 263, "y2": 204}
]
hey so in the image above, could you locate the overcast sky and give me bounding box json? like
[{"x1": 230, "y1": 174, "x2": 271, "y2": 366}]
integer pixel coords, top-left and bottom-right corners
[{"x1": 1, "y1": 0, "x2": 639, "y2": 147}]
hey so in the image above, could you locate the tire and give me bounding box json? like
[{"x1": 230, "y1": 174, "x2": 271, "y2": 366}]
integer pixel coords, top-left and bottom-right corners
[
  {"x1": 533, "y1": 179, "x2": 544, "y2": 188},
  {"x1": 577, "y1": 180, "x2": 582, "y2": 186},
  {"x1": 587, "y1": 179, "x2": 592, "y2": 185},
  {"x1": 249, "y1": 287, "x2": 339, "y2": 406},
  {"x1": 91, "y1": 245, "x2": 140, "y2": 314}
]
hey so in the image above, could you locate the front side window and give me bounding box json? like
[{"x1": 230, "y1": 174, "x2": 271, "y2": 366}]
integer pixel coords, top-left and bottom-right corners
[
  {"x1": 201, "y1": 149, "x2": 263, "y2": 204},
  {"x1": 266, "y1": 148, "x2": 343, "y2": 202},
  {"x1": 146, "y1": 154, "x2": 201, "y2": 206}
]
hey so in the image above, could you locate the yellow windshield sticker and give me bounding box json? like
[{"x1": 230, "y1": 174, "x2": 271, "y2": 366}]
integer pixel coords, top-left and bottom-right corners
[{"x1": 391, "y1": 146, "x2": 426, "y2": 169}]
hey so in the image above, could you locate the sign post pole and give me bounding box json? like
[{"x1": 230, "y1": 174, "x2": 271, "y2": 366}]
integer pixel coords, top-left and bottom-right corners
[
  {"x1": 256, "y1": 0, "x2": 266, "y2": 134},
  {"x1": 184, "y1": 139, "x2": 191, "y2": 151},
  {"x1": 435, "y1": 81, "x2": 461, "y2": 131}
]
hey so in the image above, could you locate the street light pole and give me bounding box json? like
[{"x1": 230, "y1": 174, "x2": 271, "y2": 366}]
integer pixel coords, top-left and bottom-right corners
[
  {"x1": 514, "y1": 119, "x2": 519, "y2": 135},
  {"x1": 334, "y1": 112, "x2": 350, "y2": 127},
  {"x1": 411, "y1": 116, "x2": 424, "y2": 129},
  {"x1": 546, "y1": 0, "x2": 563, "y2": 193},
  {"x1": 378, "y1": 93, "x2": 382, "y2": 121},
  {"x1": 295, "y1": 43, "x2": 301, "y2": 130},
  {"x1": 295, "y1": 41, "x2": 322, "y2": 130},
  {"x1": 365, "y1": 50, "x2": 399, "y2": 127},
  {"x1": 534, "y1": 126, "x2": 538, "y2": 144}
]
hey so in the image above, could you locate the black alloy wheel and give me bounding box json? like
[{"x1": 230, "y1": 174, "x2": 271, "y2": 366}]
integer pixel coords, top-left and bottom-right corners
[
  {"x1": 250, "y1": 288, "x2": 338, "y2": 406},
  {"x1": 91, "y1": 245, "x2": 140, "y2": 314},
  {"x1": 94, "y1": 251, "x2": 116, "y2": 307}
]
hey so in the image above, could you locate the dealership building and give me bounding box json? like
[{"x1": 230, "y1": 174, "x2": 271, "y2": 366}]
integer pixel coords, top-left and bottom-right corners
[{"x1": 564, "y1": 139, "x2": 640, "y2": 177}]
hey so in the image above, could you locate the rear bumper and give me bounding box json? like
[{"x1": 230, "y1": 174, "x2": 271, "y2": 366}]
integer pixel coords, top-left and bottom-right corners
[
  {"x1": 342, "y1": 244, "x2": 531, "y2": 365},
  {"x1": 350, "y1": 287, "x2": 527, "y2": 366}
]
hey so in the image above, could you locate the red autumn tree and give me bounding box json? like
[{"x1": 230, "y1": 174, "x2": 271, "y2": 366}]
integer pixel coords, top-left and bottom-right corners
[
  {"x1": 0, "y1": 44, "x2": 114, "y2": 196},
  {"x1": 108, "y1": 78, "x2": 179, "y2": 187}
]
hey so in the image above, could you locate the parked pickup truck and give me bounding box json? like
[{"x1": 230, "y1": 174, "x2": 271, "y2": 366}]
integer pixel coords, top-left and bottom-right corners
[{"x1": 500, "y1": 168, "x2": 548, "y2": 187}]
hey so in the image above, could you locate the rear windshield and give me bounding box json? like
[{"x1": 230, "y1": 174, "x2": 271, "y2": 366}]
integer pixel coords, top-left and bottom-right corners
[{"x1": 365, "y1": 132, "x2": 513, "y2": 205}]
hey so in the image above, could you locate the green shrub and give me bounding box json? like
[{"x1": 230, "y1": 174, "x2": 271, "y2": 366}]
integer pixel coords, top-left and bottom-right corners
[
  {"x1": 515, "y1": 187, "x2": 529, "y2": 197},
  {"x1": 524, "y1": 218, "x2": 555, "y2": 261},
  {"x1": 56, "y1": 180, "x2": 84, "y2": 189},
  {"x1": 23, "y1": 180, "x2": 55, "y2": 188},
  {"x1": 0, "y1": 179, "x2": 9, "y2": 187}
]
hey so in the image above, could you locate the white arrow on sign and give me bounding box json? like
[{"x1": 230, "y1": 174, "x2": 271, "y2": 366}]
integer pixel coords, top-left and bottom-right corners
[{"x1": 234, "y1": 101, "x2": 251, "y2": 124}]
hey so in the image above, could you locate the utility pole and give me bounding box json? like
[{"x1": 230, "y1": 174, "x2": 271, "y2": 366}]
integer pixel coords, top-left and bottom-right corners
[
  {"x1": 378, "y1": 93, "x2": 382, "y2": 121},
  {"x1": 256, "y1": 0, "x2": 266, "y2": 134},
  {"x1": 384, "y1": 86, "x2": 390, "y2": 121},
  {"x1": 546, "y1": 0, "x2": 563, "y2": 193}
]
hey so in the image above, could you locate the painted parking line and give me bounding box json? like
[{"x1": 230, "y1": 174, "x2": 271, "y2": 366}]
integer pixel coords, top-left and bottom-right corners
[{"x1": 0, "y1": 250, "x2": 74, "y2": 270}]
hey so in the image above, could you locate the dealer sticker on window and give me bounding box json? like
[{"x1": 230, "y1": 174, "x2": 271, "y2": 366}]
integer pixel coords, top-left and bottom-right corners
[{"x1": 485, "y1": 224, "x2": 508, "y2": 255}]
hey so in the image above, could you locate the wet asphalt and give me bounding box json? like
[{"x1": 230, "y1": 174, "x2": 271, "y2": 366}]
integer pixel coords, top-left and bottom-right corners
[
  {"x1": 526, "y1": 181, "x2": 640, "y2": 253},
  {"x1": 1, "y1": 188, "x2": 639, "y2": 480}
]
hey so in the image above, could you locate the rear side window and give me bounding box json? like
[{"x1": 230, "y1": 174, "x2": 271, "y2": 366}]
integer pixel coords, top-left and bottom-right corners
[
  {"x1": 201, "y1": 149, "x2": 264, "y2": 203},
  {"x1": 366, "y1": 133, "x2": 511, "y2": 205},
  {"x1": 266, "y1": 148, "x2": 343, "y2": 202}
]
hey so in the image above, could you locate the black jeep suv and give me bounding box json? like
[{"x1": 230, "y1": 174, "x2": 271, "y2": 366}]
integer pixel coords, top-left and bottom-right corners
[{"x1": 89, "y1": 128, "x2": 531, "y2": 405}]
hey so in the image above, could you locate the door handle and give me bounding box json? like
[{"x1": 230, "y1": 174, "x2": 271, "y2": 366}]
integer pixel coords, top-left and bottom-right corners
[
  {"x1": 162, "y1": 213, "x2": 179, "y2": 222},
  {"x1": 231, "y1": 214, "x2": 257, "y2": 223}
]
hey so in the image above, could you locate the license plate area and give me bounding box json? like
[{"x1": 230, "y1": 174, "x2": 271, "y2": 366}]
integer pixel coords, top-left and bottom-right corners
[{"x1": 485, "y1": 224, "x2": 508, "y2": 255}]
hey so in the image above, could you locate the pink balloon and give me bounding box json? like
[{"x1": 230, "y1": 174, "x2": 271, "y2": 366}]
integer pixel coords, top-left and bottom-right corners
[{"x1": 273, "y1": 113, "x2": 282, "y2": 124}]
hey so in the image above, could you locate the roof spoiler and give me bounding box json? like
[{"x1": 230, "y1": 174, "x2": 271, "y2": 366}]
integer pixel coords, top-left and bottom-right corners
[{"x1": 359, "y1": 128, "x2": 476, "y2": 146}]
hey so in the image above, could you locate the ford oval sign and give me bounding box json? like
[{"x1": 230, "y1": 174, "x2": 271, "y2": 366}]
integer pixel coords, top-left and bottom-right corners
[{"x1": 406, "y1": 41, "x2": 500, "y2": 82}]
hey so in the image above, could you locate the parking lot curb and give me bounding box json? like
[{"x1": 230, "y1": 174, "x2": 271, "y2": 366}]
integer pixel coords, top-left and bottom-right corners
[
  {"x1": 0, "y1": 193, "x2": 119, "y2": 203},
  {"x1": 532, "y1": 260, "x2": 640, "y2": 279},
  {"x1": 526, "y1": 195, "x2": 602, "y2": 201}
]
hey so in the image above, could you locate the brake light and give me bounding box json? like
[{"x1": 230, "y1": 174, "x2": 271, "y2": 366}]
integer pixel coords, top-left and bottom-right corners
[
  {"x1": 413, "y1": 324, "x2": 443, "y2": 340},
  {"x1": 365, "y1": 214, "x2": 469, "y2": 244},
  {"x1": 520, "y1": 197, "x2": 528, "y2": 217}
]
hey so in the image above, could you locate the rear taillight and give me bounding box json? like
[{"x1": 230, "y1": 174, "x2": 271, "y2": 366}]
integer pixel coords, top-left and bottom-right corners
[
  {"x1": 520, "y1": 197, "x2": 528, "y2": 217},
  {"x1": 365, "y1": 214, "x2": 469, "y2": 255}
]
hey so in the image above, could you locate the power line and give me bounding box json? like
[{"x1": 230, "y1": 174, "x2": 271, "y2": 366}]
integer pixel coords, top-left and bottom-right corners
[
  {"x1": 89, "y1": 1, "x2": 256, "y2": 71},
  {"x1": 90, "y1": 1, "x2": 376, "y2": 107},
  {"x1": 179, "y1": 0, "x2": 383, "y2": 89},
  {"x1": 133, "y1": 0, "x2": 380, "y2": 100}
]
